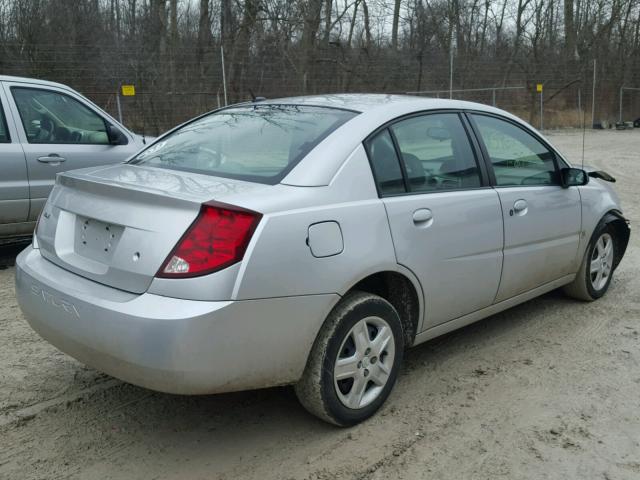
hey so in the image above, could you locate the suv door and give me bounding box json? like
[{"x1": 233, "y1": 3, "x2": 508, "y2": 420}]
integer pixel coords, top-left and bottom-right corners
[
  {"x1": 366, "y1": 112, "x2": 503, "y2": 328},
  {"x1": 2, "y1": 83, "x2": 136, "y2": 221},
  {"x1": 0, "y1": 83, "x2": 30, "y2": 234},
  {"x1": 468, "y1": 113, "x2": 581, "y2": 302}
]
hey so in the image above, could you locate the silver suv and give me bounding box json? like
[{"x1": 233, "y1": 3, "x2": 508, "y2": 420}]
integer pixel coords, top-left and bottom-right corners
[{"x1": 0, "y1": 76, "x2": 146, "y2": 240}]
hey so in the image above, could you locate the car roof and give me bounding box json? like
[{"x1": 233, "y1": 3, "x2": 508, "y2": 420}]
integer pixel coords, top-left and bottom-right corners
[
  {"x1": 274, "y1": 94, "x2": 533, "y2": 186},
  {"x1": 260, "y1": 93, "x2": 498, "y2": 115},
  {"x1": 0, "y1": 75, "x2": 73, "y2": 91}
]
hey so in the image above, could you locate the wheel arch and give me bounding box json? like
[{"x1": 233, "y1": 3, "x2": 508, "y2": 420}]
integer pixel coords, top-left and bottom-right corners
[
  {"x1": 601, "y1": 209, "x2": 630, "y2": 270},
  {"x1": 342, "y1": 268, "x2": 423, "y2": 347}
]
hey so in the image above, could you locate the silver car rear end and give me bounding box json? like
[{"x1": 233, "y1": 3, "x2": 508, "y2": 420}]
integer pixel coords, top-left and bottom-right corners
[{"x1": 17, "y1": 245, "x2": 338, "y2": 393}]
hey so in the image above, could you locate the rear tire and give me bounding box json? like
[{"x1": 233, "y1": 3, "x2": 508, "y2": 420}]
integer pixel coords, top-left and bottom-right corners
[
  {"x1": 564, "y1": 223, "x2": 617, "y2": 301},
  {"x1": 295, "y1": 291, "x2": 404, "y2": 426}
]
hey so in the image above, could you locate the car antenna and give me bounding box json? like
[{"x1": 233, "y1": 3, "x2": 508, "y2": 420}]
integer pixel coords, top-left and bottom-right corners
[{"x1": 581, "y1": 90, "x2": 586, "y2": 170}]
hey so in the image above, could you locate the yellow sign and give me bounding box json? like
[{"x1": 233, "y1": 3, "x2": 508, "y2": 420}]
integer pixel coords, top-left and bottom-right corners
[
  {"x1": 536, "y1": 83, "x2": 543, "y2": 93},
  {"x1": 121, "y1": 85, "x2": 136, "y2": 96}
]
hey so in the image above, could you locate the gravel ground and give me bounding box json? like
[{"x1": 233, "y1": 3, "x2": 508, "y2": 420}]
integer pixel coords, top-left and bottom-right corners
[{"x1": 0, "y1": 129, "x2": 638, "y2": 480}]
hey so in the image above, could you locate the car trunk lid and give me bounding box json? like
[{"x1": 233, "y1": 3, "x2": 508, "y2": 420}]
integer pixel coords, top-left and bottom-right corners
[{"x1": 36, "y1": 164, "x2": 267, "y2": 294}]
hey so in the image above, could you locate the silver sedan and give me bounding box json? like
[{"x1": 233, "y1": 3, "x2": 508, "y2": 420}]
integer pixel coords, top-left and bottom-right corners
[{"x1": 15, "y1": 95, "x2": 629, "y2": 426}]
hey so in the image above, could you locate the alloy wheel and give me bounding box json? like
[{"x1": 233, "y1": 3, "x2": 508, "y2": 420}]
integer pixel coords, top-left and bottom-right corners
[
  {"x1": 333, "y1": 316, "x2": 396, "y2": 409},
  {"x1": 590, "y1": 232, "x2": 614, "y2": 291}
]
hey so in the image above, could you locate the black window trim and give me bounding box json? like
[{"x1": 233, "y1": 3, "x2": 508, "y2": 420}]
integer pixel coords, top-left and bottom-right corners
[
  {"x1": 363, "y1": 109, "x2": 491, "y2": 198},
  {"x1": 10, "y1": 86, "x2": 120, "y2": 146},
  {"x1": 0, "y1": 98, "x2": 10, "y2": 143},
  {"x1": 464, "y1": 110, "x2": 568, "y2": 188}
]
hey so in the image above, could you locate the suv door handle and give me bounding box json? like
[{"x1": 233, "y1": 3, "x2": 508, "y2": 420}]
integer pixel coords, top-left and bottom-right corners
[
  {"x1": 412, "y1": 208, "x2": 433, "y2": 226},
  {"x1": 37, "y1": 154, "x2": 66, "y2": 164}
]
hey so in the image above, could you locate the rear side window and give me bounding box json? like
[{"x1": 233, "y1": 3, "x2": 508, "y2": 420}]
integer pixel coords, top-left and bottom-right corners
[
  {"x1": 130, "y1": 104, "x2": 358, "y2": 185},
  {"x1": 0, "y1": 101, "x2": 9, "y2": 143},
  {"x1": 472, "y1": 114, "x2": 559, "y2": 186},
  {"x1": 365, "y1": 129, "x2": 405, "y2": 195},
  {"x1": 390, "y1": 113, "x2": 481, "y2": 192},
  {"x1": 11, "y1": 87, "x2": 109, "y2": 145}
]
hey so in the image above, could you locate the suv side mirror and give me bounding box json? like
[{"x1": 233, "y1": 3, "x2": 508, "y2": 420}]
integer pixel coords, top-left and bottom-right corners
[
  {"x1": 106, "y1": 124, "x2": 128, "y2": 145},
  {"x1": 561, "y1": 167, "x2": 589, "y2": 187}
]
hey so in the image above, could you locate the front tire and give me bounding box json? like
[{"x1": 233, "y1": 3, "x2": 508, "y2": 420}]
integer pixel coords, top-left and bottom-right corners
[
  {"x1": 295, "y1": 291, "x2": 404, "y2": 426},
  {"x1": 564, "y1": 223, "x2": 617, "y2": 301}
]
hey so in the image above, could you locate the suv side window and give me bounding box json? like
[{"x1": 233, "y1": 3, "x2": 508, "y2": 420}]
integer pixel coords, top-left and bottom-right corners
[
  {"x1": 390, "y1": 113, "x2": 482, "y2": 192},
  {"x1": 0, "y1": 100, "x2": 9, "y2": 143},
  {"x1": 365, "y1": 129, "x2": 405, "y2": 195},
  {"x1": 472, "y1": 114, "x2": 559, "y2": 186},
  {"x1": 11, "y1": 87, "x2": 109, "y2": 145}
]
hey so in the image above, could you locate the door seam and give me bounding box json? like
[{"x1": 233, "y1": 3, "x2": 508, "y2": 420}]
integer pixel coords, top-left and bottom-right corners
[{"x1": 492, "y1": 187, "x2": 506, "y2": 304}]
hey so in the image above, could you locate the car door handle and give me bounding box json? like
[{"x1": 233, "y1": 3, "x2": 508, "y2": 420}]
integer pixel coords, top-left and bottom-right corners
[
  {"x1": 510, "y1": 199, "x2": 528, "y2": 216},
  {"x1": 412, "y1": 208, "x2": 433, "y2": 226},
  {"x1": 37, "y1": 155, "x2": 66, "y2": 164}
]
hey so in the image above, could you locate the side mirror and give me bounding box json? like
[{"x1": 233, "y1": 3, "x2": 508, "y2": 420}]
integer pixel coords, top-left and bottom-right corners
[
  {"x1": 561, "y1": 167, "x2": 589, "y2": 187},
  {"x1": 106, "y1": 124, "x2": 128, "y2": 145}
]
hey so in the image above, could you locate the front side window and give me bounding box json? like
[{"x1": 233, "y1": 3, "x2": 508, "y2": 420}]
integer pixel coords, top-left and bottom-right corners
[
  {"x1": 0, "y1": 101, "x2": 9, "y2": 143},
  {"x1": 130, "y1": 104, "x2": 357, "y2": 184},
  {"x1": 11, "y1": 87, "x2": 109, "y2": 145},
  {"x1": 390, "y1": 113, "x2": 482, "y2": 192},
  {"x1": 472, "y1": 114, "x2": 559, "y2": 186}
]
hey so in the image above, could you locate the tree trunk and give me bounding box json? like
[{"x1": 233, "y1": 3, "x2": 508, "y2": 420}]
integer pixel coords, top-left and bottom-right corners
[
  {"x1": 301, "y1": 0, "x2": 323, "y2": 93},
  {"x1": 347, "y1": 0, "x2": 360, "y2": 47},
  {"x1": 362, "y1": 0, "x2": 372, "y2": 49},
  {"x1": 391, "y1": 0, "x2": 401, "y2": 49},
  {"x1": 564, "y1": 0, "x2": 576, "y2": 59},
  {"x1": 197, "y1": 0, "x2": 211, "y2": 56},
  {"x1": 323, "y1": 0, "x2": 332, "y2": 44},
  {"x1": 169, "y1": 0, "x2": 177, "y2": 91},
  {"x1": 221, "y1": 0, "x2": 233, "y2": 52},
  {"x1": 231, "y1": 0, "x2": 259, "y2": 100}
]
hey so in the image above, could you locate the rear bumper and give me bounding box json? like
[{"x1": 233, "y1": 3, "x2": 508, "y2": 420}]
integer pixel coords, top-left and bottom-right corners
[{"x1": 15, "y1": 246, "x2": 338, "y2": 394}]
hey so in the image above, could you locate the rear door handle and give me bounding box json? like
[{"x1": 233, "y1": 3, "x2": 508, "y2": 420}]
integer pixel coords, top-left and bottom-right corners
[
  {"x1": 37, "y1": 154, "x2": 66, "y2": 164},
  {"x1": 412, "y1": 208, "x2": 433, "y2": 226}
]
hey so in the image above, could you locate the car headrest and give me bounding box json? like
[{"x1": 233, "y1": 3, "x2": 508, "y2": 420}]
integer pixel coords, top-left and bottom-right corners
[{"x1": 402, "y1": 153, "x2": 426, "y2": 186}]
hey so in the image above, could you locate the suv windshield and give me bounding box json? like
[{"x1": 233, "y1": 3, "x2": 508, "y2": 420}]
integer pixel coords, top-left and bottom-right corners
[{"x1": 130, "y1": 104, "x2": 358, "y2": 184}]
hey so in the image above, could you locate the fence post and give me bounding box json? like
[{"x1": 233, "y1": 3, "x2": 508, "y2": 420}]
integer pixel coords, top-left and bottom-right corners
[
  {"x1": 619, "y1": 87, "x2": 623, "y2": 123},
  {"x1": 540, "y1": 89, "x2": 543, "y2": 130},
  {"x1": 591, "y1": 59, "x2": 596, "y2": 127},
  {"x1": 116, "y1": 92, "x2": 123, "y2": 124},
  {"x1": 221, "y1": 46, "x2": 228, "y2": 106},
  {"x1": 577, "y1": 88, "x2": 581, "y2": 113},
  {"x1": 449, "y1": 31, "x2": 454, "y2": 99},
  {"x1": 492, "y1": 88, "x2": 496, "y2": 106}
]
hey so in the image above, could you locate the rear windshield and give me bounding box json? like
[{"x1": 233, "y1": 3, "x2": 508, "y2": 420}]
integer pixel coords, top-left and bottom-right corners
[{"x1": 130, "y1": 104, "x2": 358, "y2": 184}]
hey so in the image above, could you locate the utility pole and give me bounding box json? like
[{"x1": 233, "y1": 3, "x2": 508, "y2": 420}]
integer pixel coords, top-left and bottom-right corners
[{"x1": 591, "y1": 59, "x2": 596, "y2": 127}]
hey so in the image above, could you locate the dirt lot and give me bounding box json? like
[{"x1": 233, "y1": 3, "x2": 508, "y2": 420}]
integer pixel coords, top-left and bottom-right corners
[{"x1": 1, "y1": 130, "x2": 639, "y2": 480}]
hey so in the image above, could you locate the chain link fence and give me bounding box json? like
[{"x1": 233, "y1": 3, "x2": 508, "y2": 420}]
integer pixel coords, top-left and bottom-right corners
[{"x1": 2, "y1": 44, "x2": 638, "y2": 135}]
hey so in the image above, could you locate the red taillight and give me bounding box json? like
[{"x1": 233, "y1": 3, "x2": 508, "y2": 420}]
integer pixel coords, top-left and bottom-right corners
[{"x1": 157, "y1": 202, "x2": 262, "y2": 278}]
